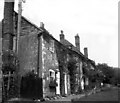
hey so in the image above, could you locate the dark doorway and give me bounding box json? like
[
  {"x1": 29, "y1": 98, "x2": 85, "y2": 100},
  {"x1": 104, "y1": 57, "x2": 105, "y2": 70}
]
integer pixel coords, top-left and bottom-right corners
[{"x1": 20, "y1": 74, "x2": 43, "y2": 99}]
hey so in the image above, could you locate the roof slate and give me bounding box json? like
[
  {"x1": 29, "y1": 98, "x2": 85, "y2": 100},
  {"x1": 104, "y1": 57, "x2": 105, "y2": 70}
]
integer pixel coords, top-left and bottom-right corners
[
  {"x1": 60, "y1": 39, "x2": 85, "y2": 58},
  {"x1": 13, "y1": 11, "x2": 96, "y2": 67}
]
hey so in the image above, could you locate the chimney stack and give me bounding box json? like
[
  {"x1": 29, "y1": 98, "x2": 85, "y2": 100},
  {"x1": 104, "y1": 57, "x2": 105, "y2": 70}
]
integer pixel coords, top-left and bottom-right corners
[
  {"x1": 40, "y1": 22, "x2": 44, "y2": 29},
  {"x1": 75, "y1": 34, "x2": 80, "y2": 51},
  {"x1": 3, "y1": 0, "x2": 15, "y2": 51},
  {"x1": 84, "y1": 47, "x2": 88, "y2": 58},
  {"x1": 60, "y1": 30, "x2": 64, "y2": 41}
]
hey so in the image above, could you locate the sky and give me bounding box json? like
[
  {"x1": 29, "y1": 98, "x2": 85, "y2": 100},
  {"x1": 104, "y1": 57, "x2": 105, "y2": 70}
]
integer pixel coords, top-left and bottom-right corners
[{"x1": 0, "y1": 0, "x2": 119, "y2": 67}]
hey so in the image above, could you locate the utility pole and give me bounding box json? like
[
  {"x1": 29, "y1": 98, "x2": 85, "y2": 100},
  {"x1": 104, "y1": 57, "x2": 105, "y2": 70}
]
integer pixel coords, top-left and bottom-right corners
[
  {"x1": 16, "y1": 0, "x2": 25, "y2": 53},
  {"x1": 16, "y1": 0, "x2": 22, "y2": 54},
  {"x1": 16, "y1": 0, "x2": 25, "y2": 97}
]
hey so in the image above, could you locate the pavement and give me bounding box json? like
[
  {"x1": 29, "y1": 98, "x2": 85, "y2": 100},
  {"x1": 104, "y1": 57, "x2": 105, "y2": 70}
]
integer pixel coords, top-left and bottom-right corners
[
  {"x1": 71, "y1": 86, "x2": 119, "y2": 102},
  {"x1": 49, "y1": 86, "x2": 119, "y2": 102},
  {"x1": 50, "y1": 94, "x2": 85, "y2": 101},
  {"x1": 49, "y1": 89, "x2": 101, "y2": 101}
]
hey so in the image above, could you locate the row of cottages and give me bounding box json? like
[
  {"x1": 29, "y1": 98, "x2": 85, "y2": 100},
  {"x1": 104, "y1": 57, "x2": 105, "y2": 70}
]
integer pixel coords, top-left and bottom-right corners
[
  {"x1": 15, "y1": 13, "x2": 95, "y2": 98},
  {"x1": 2, "y1": 1, "x2": 96, "y2": 100}
]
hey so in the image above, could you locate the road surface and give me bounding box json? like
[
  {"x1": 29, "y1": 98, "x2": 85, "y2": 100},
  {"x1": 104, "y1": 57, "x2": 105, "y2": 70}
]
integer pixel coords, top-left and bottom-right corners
[{"x1": 50, "y1": 86, "x2": 119, "y2": 102}]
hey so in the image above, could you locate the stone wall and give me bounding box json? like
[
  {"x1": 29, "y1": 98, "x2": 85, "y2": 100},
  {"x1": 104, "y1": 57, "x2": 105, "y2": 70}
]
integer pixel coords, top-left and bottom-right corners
[
  {"x1": 14, "y1": 12, "x2": 41, "y2": 76},
  {"x1": 14, "y1": 13, "x2": 43, "y2": 99},
  {"x1": 55, "y1": 41, "x2": 68, "y2": 96},
  {"x1": 18, "y1": 34, "x2": 38, "y2": 76},
  {"x1": 42, "y1": 34, "x2": 59, "y2": 97}
]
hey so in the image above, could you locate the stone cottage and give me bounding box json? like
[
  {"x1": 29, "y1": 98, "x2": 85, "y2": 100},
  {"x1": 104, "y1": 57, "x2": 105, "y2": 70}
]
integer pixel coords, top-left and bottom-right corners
[{"x1": 1, "y1": 1, "x2": 96, "y2": 101}]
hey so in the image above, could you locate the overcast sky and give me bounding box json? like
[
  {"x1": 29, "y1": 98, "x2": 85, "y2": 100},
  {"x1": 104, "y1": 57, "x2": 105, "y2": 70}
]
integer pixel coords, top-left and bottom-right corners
[{"x1": 0, "y1": 0, "x2": 119, "y2": 67}]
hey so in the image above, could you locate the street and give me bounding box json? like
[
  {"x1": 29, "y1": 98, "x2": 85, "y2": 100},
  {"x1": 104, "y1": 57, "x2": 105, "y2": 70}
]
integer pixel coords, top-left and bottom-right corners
[
  {"x1": 5, "y1": 86, "x2": 119, "y2": 103},
  {"x1": 50, "y1": 86, "x2": 119, "y2": 102},
  {"x1": 73, "y1": 87, "x2": 119, "y2": 101}
]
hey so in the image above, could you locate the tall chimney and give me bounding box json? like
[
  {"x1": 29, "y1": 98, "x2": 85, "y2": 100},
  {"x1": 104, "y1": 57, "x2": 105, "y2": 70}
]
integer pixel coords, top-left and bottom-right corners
[
  {"x1": 40, "y1": 22, "x2": 44, "y2": 29},
  {"x1": 84, "y1": 47, "x2": 88, "y2": 58},
  {"x1": 2, "y1": 0, "x2": 14, "y2": 51},
  {"x1": 75, "y1": 34, "x2": 80, "y2": 51},
  {"x1": 60, "y1": 30, "x2": 64, "y2": 41}
]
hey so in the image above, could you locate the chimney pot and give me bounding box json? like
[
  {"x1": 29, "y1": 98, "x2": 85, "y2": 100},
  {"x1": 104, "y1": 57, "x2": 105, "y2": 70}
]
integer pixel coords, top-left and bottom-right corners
[
  {"x1": 84, "y1": 47, "x2": 88, "y2": 58},
  {"x1": 60, "y1": 30, "x2": 64, "y2": 41},
  {"x1": 75, "y1": 34, "x2": 80, "y2": 51},
  {"x1": 61, "y1": 30, "x2": 63, "y2": 34},
  {"x1": 40, "y1": 22, "x2": 44, "y2": 28}
]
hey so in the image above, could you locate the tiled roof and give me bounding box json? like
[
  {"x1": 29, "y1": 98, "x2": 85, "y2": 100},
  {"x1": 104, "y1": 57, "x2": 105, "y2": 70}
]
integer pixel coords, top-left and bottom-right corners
[
  {"x1": 60, "y1": 39, "x2": 96, "y2": 67},
  {"x1": 88, "y1": 58, "x2": 96, "y2": 67},
  {"x1": 14, "y1": 12, "x2": 95, "y2": 67},
  {"x1": 60, "y1": 39, "x2": 73, "y2": 46},
  {"x1": 60, "y1": 39, "x2": 85, "y2": 58},
  {"x1": 14, "y1": 11, "x2": 43, "y2": 33}
]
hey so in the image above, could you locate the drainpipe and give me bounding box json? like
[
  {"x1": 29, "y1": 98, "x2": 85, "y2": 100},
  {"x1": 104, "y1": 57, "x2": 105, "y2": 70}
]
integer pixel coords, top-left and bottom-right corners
[
  {"x1": 38, "y1": 22, "x2": 45, "y2": 78},
  {"x1": 37, "y1": 34, "x2": 40, "y2": 78},
  {"x1": 37, "y1": 32, "x2": 43, "y2": 99},
  {"x1": 37, "y1": 32, "x2": 43, "y2": 78}
]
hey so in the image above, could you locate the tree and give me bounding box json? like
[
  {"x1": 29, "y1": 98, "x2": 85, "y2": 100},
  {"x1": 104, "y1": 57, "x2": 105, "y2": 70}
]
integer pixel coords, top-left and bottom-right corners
[
  {"x1": 113, "y1": 68, "x2": 120, "y2": 85},
  {"x1": 96, "y1": 63, "x2": 117, "y2": 85},
  {"x1": 2, "y1": 50, "x2": 19, "y2": 101}
]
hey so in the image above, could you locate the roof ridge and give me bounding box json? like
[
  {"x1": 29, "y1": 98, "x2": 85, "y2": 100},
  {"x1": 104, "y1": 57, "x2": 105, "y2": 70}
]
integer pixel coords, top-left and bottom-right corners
[{"x1": 14, "y1": 11, "x2": 44, "y2": 32}]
